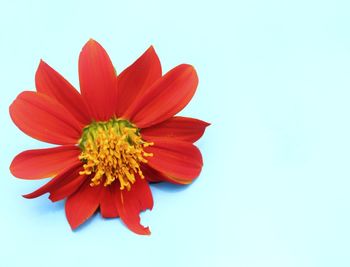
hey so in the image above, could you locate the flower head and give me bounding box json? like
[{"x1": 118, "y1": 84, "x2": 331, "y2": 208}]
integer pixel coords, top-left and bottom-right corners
[{"x1": 9, "y1": 39, "x2": 209, "y2": 235}]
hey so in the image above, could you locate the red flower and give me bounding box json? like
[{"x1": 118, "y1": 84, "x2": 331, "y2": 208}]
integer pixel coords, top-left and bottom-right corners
[{"x1": 9, "y1": 39, "x2": 209, "y2": 235}]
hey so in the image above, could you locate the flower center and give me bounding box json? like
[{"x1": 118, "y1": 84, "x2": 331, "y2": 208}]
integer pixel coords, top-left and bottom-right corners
[{"x1": 78, "y1": 119, "x2": 153, "y2": 190}]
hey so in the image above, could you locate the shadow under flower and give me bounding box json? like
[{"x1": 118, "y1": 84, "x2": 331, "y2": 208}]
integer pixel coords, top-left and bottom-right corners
[
  {"x1": 30, "y1": 194, "x2": 65, "y2": 215},
  {"x1": 149, "y1": 181, "x2": 194, "y2": 193},
  {"x1": 72, "y1": 212, "x2": 99, "y2": 233}
]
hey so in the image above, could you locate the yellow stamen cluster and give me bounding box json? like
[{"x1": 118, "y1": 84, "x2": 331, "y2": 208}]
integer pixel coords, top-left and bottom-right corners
[{"x1": 78, "y1": 119, "x2": 153, "y2": 190}]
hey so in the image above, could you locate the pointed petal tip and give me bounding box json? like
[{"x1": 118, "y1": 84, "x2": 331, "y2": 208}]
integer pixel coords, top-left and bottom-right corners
[
  {"x1": 181, "y1": 63, "x2": 197, "y2": 72},
  {"x1": 67, "y1": 214, "x2": 82, "y2": 230},
  {"x1": 9, "y1": 161, "x2": 31, "y2": 180},
  {"x1": 69, "y1": 220, "x2": 80, "y2": 231},
  {"x1": 81, "y1": 39, "x2": 98, "y2": 53},
  {"x1": 9, "y1": 154, "x2": 27, "y2": 180},
  {"x1": 148, "y1": 45, "x2": 156, "y2": 53},
  {"x1": 146, "y1": 45, "x2": 158, "y2": 58},
  {"x1": 143, "y1": 227, "x2": 151, "y2": 236},
  {"x1": 22, "y1": 194, "x2": 32, "y2": 199},
  {"x1": 37, "y1": 59, "x2": 48, "y2": 70},
  {"x1": 186, "y1": 64, "x2": 199, "y2": 85},
  {"x1": 133, "y1": 226, "x2": 151, "y2": 236},
  {"x1": 48, "y1": 195, "x2": 55, "y2": 202},
  {"x1": 9, "y1": 162, "x2": 15, "y2": 177},
  {"x1": 84, "y1": 38, "x2": 99, "y2": 48},
  {"x1": 22, "y1": 191, "x2": 46, "y2": 199}
]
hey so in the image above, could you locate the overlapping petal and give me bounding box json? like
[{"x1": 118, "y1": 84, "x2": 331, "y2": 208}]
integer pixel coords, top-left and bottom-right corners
[
  {"x1": 65, "y1": 180, "x2": 103, "y2": 230},
  {"x1": 10, "y1": 91, "x2": 83, "y2": 145},
  {"x1": 35, "y1": 60, "x2": 91, "y2": 124},
  {"x1": 141, "y1": 164, "x2": 183, "y2": 184},
  {"x1": 100, "y1": 183, "x2": 119, "y2": 218},
  {"x1": 23, "y1": 161, "x2": 83, "y2": 199},
  {"x1": 141, "y1": 116, "x2": 209, "y2": 143},
  {"x1": 79, "y1": 39, "x2": 117, "y2": 121},
  {"x1": 117, "y1": 46, "x2": 162, "y2": 117},
  {"x1": 125, "y1": 64, "x2": 198, "y2": 128},
  {"x1": 141, "y1": 164, "x2": 167, "y2": 183},
  {"x1": 10, "y1": 145, "x2": 80, "y2": 179},
  {"x1": 145, "y1": 137, "x2": 203, "y2": 184},
  {"x1": 49, "y1": 174, "x2": 86, "y2": 202},
  {"x1": 115, "y1": 177, "x2": 153, "y2": 235}
]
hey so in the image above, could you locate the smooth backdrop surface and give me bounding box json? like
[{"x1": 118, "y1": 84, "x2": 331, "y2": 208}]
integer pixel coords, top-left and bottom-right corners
[{"x1": 0, "y1": 0, "x2": 350, "y2": 266}]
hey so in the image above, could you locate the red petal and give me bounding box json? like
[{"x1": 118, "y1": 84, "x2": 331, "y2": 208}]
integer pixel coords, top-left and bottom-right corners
[
  {"x1": 35, "y1": 60, "x2": 91, "y2": 124},
  {"x1": 141, "y1": 116, "x2": 210, "y2": 143},
  {"x1": 115, "y1": 178, "x2": 153, "y2": 235},
  {"x1": 141, "y1": 164, "x2": 182, "y2": 184},
  {"x1": 117, "y1": 46, "x2": 161, "y2": 117},
  {"x1": 49, "y1": 174, "x2": 86, "y2": 202},
  {"x1": 141, "y1": 164, "x2": 166, "y2": 183},
  {"x1": 9, "y1": 91, "x2": 83, "y2": 145},
  {"x1": 65, "y1": 180, "x2": 103, "y2": 230},
  {"x1": 23, "y1": 161, "x2": 83, "y2": 199},
  {"x1": 10, "y1": 146, "x2": 80, "y2": 179},
  {"x1": 100, "y1": 183, "x2": 119, "y2": 218},
  {"x1": 125, "y1": 64, "x2": 198, "y2": 128},
  {"x1": 145, "y1": 138, "x2": 203, "y2": 183},
  {"x1": 79, "y1": 39, "x2": 117, "y2": 121}
]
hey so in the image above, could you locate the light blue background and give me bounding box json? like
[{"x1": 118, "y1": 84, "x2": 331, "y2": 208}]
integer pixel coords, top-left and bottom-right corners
[{"x1": 1, "y1": 0, "x2": 350, "y2": 266}]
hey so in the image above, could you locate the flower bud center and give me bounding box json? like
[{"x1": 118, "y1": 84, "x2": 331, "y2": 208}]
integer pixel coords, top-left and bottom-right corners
[{"x1": 78, "y1": 119, "x2": 153, "y2": 190}]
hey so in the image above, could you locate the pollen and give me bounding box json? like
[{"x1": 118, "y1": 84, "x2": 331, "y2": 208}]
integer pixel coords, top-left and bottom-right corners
[{"x1": 78, "y1": 119, "x2": 153, "y2": 190}]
